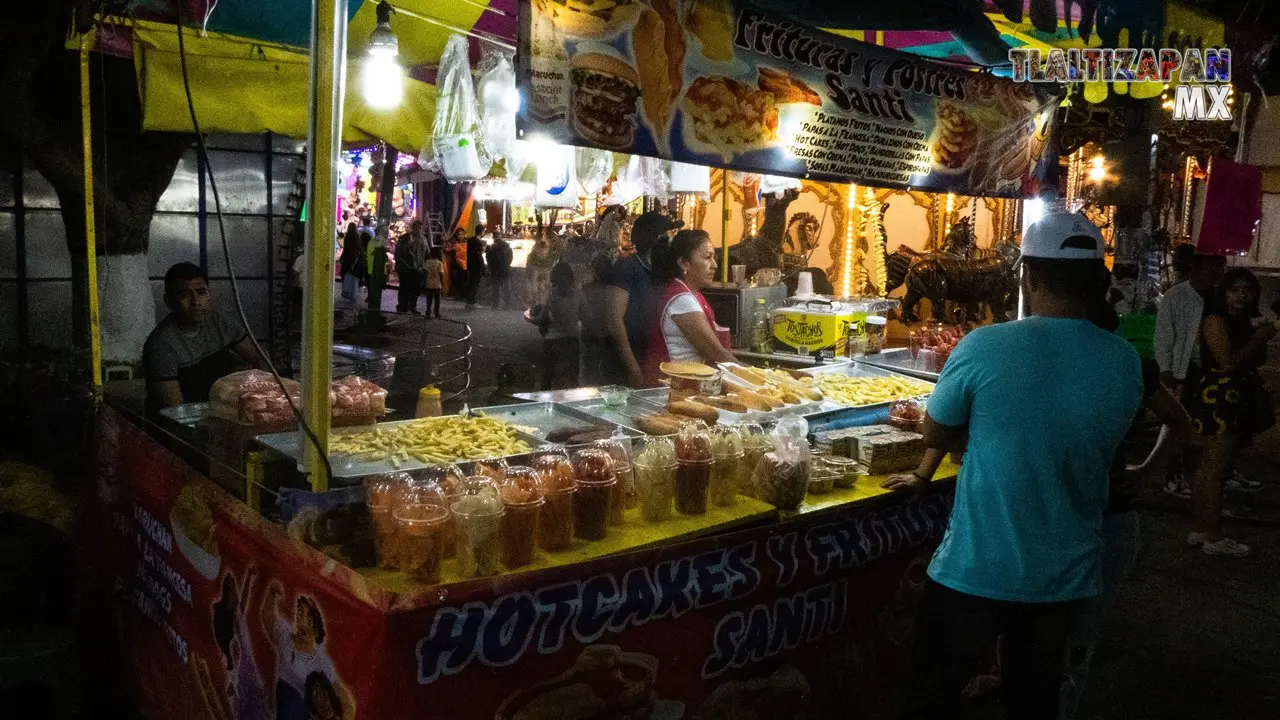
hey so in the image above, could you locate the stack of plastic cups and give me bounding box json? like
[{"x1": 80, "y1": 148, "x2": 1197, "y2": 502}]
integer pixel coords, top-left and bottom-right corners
[
  {"x1": 498, "y1": 466, "x2": 544, "y2": 568},
  {"x1": 364, "y1": 472, "x2": 411, "y2": 570},
  {"x1": 570, "y1": 448, "x2": 618, "y2": 541},
  {"x1": 632, "y1": 436, "x2": 677, "y2": 522},
  {"x1": 532, "y1": 448, "x2": 577, "y2": 551},
  {"x1": 414, "y1": 463, "x2": 464, "y2": 557},
  {"x1": 451, "y1": 476, "x2": 505, "y2": 578}
]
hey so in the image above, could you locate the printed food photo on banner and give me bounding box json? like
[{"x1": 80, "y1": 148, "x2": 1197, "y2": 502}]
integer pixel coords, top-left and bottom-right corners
[{"x1": 518, "y1": 0, "x2": 1062, "y2": 196}]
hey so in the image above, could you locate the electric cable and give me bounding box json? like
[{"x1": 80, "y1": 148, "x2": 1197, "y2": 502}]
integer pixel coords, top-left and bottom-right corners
[{"x1": 173, "y1": 7, "x2": 334, "y2": 486}]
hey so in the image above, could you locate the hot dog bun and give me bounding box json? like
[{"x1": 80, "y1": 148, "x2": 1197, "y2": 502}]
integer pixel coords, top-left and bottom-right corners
[
  {"x1": 636, "y1": 413, "x2": 686, "y2": 436},
  {"x1": 692, "y1": 395, "x2": 749, "y2": 414},
  {"x1": 668, "y1": 400, "x2": 720, "y2": 424}
]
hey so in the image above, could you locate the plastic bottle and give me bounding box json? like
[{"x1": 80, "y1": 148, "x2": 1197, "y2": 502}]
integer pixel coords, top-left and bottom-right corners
[
  {"x1": 751, "y1": 298, "x2": 773, "y2": 354},
  {"x1": 415, "y1": 386, "x2": 443, "y2": 418}
]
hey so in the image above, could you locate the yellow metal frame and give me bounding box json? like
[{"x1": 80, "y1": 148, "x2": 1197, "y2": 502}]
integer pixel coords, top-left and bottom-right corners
[
  {"x1": 245, "y1": 450, "x2": 268, "y2": 513},
  {"x1": 80, "y1": 36, "x2": 103, "y2": 389}
]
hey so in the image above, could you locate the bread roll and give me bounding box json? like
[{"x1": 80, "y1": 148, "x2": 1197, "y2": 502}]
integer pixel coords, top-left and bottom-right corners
[
  {"x1": 693, "y1": 395, "x2": 749, "y2": 414},
  {"x1": 636, "y1": 413, "x2": 685, "y2": 436},
  {"x1": 668, "y1": 400, "x2": 720, "y2": 424}
]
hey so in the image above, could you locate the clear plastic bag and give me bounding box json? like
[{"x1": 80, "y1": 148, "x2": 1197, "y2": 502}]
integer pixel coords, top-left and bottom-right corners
[
  {"x1": 429, "y1": 34, "x2": 492, "y2": 182},
  {"x1": 330, "y1": 376, "x2": 388, "y2": 422},
  {"x1": 576, "y1": 147, "x2": 613, "y2": 196},
  {"x1": 476, "y1": 52, "x2": 518, "y2": 160},
  {"x1": 752, "y1": 414, "x2": 810, "y2": 510},
  {"x1": 208, "y1": 370, "x2": 301, "y2": 426}
]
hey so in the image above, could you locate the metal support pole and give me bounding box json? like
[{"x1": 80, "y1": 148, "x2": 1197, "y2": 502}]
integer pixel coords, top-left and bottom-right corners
[
  {"x1": 720, "y1": 170, "x2": 729, "y2": 283},
  {"x1": 300, "y1": 0, "x2": 348, "y2": 488},
  {"x1": 80, "y1": 37, "x2": 103, "y2": 389}
]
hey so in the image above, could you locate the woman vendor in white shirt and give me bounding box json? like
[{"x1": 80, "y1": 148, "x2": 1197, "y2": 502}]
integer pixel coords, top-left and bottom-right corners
[{"x1": 643, "y1": 229, "x2": 736, "y2": 384}]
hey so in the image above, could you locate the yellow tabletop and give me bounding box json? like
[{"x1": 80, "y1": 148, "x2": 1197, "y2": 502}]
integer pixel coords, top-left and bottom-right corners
[
  {"x1": 362, "y1": 496, "x2": 777, "y2": 594},
  {"x1": 789, "y1": 460, "x2": 960, "y2": 516}
]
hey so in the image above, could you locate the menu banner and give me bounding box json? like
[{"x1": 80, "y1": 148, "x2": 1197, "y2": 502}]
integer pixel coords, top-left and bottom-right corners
[
  {"x1": 517, "y1": 0, "x2": 1062, "y2": 197},
  {"x1": 89, "y1": 407, "x2": 955, "y2": 720}
]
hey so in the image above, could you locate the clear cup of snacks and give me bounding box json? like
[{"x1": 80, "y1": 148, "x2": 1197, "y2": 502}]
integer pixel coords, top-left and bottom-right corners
[
  {"x1": 632, "y1": 436, "x2": 677, "y2": 522},
  {"x1": 364, "y1": 472, "x2": 411, "y2": 570},
  {"x1": 709, "y1": 426, "x2": 745, "y2": 507},
  {"x1": 753, "y1": 415, "x2": 810, "y2": 510},
  {"x1": 807, "y1": 457, "x2": 837, "y2": 495},
  {"x1": 393, "y1": 503, "x2": 450, "y2": 584},
  {"x1": 413, "y1": 463, "x2": 465, "y2": 557},
  {"x1": 498, "y1": 466, "x2": 544, "y2": 569},
  {"x1": 450, "y1": 476, "x2": 505, "y2": 578},
  {"x1": 823, "y1": 454, "x2": 861, "y2": 489},
  {"x1": 674, "y1": 423, "x2": 713, "y2": 515},
  {"x1": 594, "y1": 434, "x2": 636, "y2": 522},
  {"x1": 570, "y1": 448, "x2": 618, "y2": 541},
  {"x1": 470, "y1": 456, "x2": 509, "y2": 483},
  {"x1": 736, "y1": 423, "x2": 769, "y2": 499},
  {"x1": 532, "y1": 448, "x2": 578, "y2": 551}
]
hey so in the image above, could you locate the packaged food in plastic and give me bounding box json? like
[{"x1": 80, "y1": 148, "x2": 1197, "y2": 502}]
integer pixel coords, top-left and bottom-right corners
[
  {"x1": 329, "y1": 376, "x2": 388, "y2": 423},
  {"x1": 709, "y1": 426, "x2": 744, "y2": 507},
  {"x1": 532, "y1": 449, "x2": 577, "y2": 551},
  {"x1": 577, "y1": 147, "x2": 614, "y2": 196},
  {"x1": 753, "y1": 415, "x2": 810, "y2": 510},
  {"x1": 394, "y1": 503, "x2": 450, "y2": 584},
  {"x1": 737, "y1": 422, "x2": 769, "y2": 497},
  {"x1": 451, "y1": 476, "x2": 504, "y2": 578},
  {"x1": 208, "y1": 370, "x2": 301, "y2": 426},
  {"x1": 428, "y1": 35, "x2": 493, "y2": 182},
  {"x1": 674, "y1": 423, "x2": 712, "y2": 515},
  {"x1": 470, "y1": 456, "x2": 509, "y2": 483},
  {"x1": 888, "y1": 397, "x2": 926, "y2": 431},
  {"x1": 365, "y1": 473, "x2": 412, "y2": 570},
  {"x1": 632, "y1": 436, "x2": 677, "y2": 522},
  {"x1": 594, "y1": 434, "x2": 635, "y2": 522},
  {"x1": 498, "y1": 466, "x2": 544, "y2": 568},
  {"x1": 807, "y1": 454, "x2": 837, "y2": 495},
  {"x1": 570, "y1": 448, "x2": 617, "y2": 541}
]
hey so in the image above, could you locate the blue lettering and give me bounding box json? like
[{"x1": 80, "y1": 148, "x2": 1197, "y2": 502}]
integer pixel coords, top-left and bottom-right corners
[
  {"x1": 611, "y1": 567, "x2": 658, "y2": 630},
  {"x1": 416, "y1": 603, "x2": 486, "y2": 684},
  {"x1": 653, "y1": 558, "x2": 694, "y2": 619},
  {"x1": 701, "y1": 612, "x2": 744, "y2": 678},
  {"x1": 535, "y1": 582, "x2": 580, "y2": 654},
  {"x1": 733, "y1": 605, "x2": 772, "y2": 666},
  {"x1": 829, "y1": 580, "x2": 848, "y2": 635},
  {"x1": 693, "y1": 550, "x2": 729, "y2": 608},
  {"x1": 765, "y1": 532, "x2": 800, "y2": 587},
  {"x1": 480, "y1": 593, "x2": 538, "y2": 667},
  {"x1": 805, "y1": 526, "x2": 840, "y2": 576},
  {"x1": 768, "y1": 593, "x2": 806, "y2": 655},
  {"x1": 805, "y1": 584, "x2": 834, "y2": 641},
  {"x1": 574, "y1": 575, "x2": 619, "y2": 643},
  {"x1": 725, "y1": 542, "x2": 761, "y2": 599}
]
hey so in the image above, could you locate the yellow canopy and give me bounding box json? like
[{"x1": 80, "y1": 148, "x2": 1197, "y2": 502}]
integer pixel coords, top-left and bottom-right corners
[{"x1": 132, "y1": 20, "x2": 437, "y2": 152}]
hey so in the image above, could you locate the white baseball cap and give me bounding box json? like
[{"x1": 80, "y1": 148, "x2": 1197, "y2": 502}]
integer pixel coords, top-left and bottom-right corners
[{"x1": 1022, "y1": 212, "x2": 1105, "y2": 260}]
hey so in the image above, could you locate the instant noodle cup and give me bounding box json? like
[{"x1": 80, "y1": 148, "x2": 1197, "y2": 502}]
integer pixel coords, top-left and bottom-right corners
[
  {"x1": 532, "y1": 449, "x2": 578, "y2": 551},
  {"x1": 364, "y1": 473, "x2": 411, "y2": 570},
  {"x1": 632, "y1": 436, "x2": 677, "y2": 522},
  {"x1": 393, "y1": 503, "x2": 449, "y2": 584},
  {"x1": 498, "y1": 466, "x2": 544, "y2": 568},
  {"x1": 451, "y1": 476, "x2": 505, "y2": 578},
  {"x1": 709, "y1": 426, "x2": 745, "y2": 507},
  {"x1": 570, "y1": 448, "x2": 617, "y2": 541},
  {"x1": 593, "y1": 435, "x2": 635, "y2": 522},
  {"x1": 674, "y1": 422, "x2": 713, "y2": 515}
]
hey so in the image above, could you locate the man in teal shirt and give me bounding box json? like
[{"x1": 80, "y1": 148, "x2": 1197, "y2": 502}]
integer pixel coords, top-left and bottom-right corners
[{"x1": 898, "y1": 213, "x2": 1143, "y2": 719}]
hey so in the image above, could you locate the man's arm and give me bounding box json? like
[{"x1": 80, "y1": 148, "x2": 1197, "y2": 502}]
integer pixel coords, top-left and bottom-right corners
[
  {"x1": 882, "y1": 447, "x2": 947, "y2": 493},
  {"x1": 606, "y1": 286, "x2": 644, "y2": 386},
  {"x1": 1152, "y1": 297, "x2": 1176, "y2": 384},
  {"x1": 1131, "y1": 386, "x2": 1191, "y2": 485},
  {"x1": 230, "y1": 336, "x2": 267, "y2": 370},
  {"x1": 922, "y1": 412, "x2": 969, "y2": 454},
  {"x1": 149, "y1": 380, "x2": 185, "y2": 410}
]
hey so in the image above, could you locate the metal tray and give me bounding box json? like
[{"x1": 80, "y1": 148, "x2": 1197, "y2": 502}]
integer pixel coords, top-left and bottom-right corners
[
  {"x1": 798, "y1": 361, "x2": 935, "y2": 411},
  {"x1": 469, "y1": 402, "x2": 624, "y2": 442},
  {"x1": 561, "y1": 395, "x2": 667, "y2": 433},
  {"x1": 852, "y1": 348, "x2": 941, "y2": 382},
  {"x1": 159, "y1": 402, "x2": 210, "y2": 428},
  {"x1": 625, "y1": 386, "x2": 838, "y2": 426},
  {"x1": 255, "y1": 417, "x2": 545, "y2": 481}
]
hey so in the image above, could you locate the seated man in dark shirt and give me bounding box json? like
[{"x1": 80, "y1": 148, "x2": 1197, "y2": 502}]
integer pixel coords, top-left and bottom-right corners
[{"x1": 144, "y1": 263, "x2": 264, "y2": 413}]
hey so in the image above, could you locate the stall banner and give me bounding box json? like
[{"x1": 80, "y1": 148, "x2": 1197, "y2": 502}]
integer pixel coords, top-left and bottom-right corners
[
  {"x1": 88, "y1": 406, "x2": 387, "y2": 720},
  {"x1": 90, "y1": 406, "x2": 953, "y2": 720},
  {"x1": 517, "y1": 0, "x2": 1061, "y2": 197},
  {"x1": 373, "y1": 492, "x2": 953, "y2": 719}
]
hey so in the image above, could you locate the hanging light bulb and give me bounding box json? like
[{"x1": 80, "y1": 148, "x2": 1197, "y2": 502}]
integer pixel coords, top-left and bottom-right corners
[{"x1": 363, "y1": 1, "x2": 403, "y2": 110}]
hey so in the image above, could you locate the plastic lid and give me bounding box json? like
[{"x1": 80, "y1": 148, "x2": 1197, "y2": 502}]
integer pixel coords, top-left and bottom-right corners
[
  {"x1": 419, "y1": 386, "x2": 441, "y2": 398},
  {"x1": 593, "y1": 437, "x2": 632, "y2": 469},
  {"x1": 632, "y1": 435, "x2": 677, "y2": 469},
  {"x1": 471, "y1": 456, "x2": 509, "y2": 483},
  {"x1": 710, "y1": 425, "x2": 744, "y2": 458},
  {"x1": 364, "y1": 472, "x2": 412, "y2": 508},
  {"x1": 675, "y1": 422, "x2": 713, "y2": 463},
  {"x1": 865, "y1": 315, "x2": 887, "y2": 326},
  {"x1": 533, "y1": 450, "x2": 577, "y2": 493},
  {"x1": 499, "y1": 466, "x2": 544, "y2": 506},
  {"x1": 413, "y1": 463, "x2": 465, "y2": 498},
  {"x1": 571, "y1": 448, "x2": 618, "y2": 486},
  {"x1": 452, "y1": 475, "x2": 504, "y2": 516}
]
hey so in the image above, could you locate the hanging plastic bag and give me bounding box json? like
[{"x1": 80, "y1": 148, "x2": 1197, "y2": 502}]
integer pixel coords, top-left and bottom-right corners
[
  {"x1": 606, "y1": 155, "x2": 645, "y2": 206},
  {"x1": 637, "y1": 156, "x2": 671, "y2": 201},
  {"x1": 577, "y1": 148, "x2": 613, "y2": 196},
  {"x1": 429, "y1": 34, "x2": 493, "y2": 182},
  {"x1": 476, "y1": 52, "x2": 519, "y2": 160},
  {"x1": 536, "y1": 143, "x2": 578, "y2": 208},
  {"x1": 759, "y1": 173, "x2": 802, "y2": 197},
  {"x1": 670, "y1": 162, "x2": 711, "y2": 195},
  {"x1": 751, "y1": 414, "x2": 810, "y2": 510},
  {"x1": 504, "y1": 140, "x2": 533, "y2": 184}
]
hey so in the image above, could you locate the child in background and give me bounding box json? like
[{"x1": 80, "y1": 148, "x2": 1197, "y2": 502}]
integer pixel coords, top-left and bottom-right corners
[
  {"x1": 423, "y1": 248, "x2": 444, "y2": 318},
  {"x1": 578, "y1": 253, "x2": 614, "y2": 386},
  {"x1": 537, "y1": 263, "x2": 582, "y2": 390}
]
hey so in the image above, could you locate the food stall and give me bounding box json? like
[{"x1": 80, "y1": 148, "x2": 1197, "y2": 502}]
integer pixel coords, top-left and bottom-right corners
[{"x1": 83, "y1": 1, "x2": 1062, "y2": 719}]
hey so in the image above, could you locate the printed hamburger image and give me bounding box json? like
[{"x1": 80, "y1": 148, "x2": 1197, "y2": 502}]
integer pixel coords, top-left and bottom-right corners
[{"x1": 570, "y1": 50, "x2": 642, "y2": 151}]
